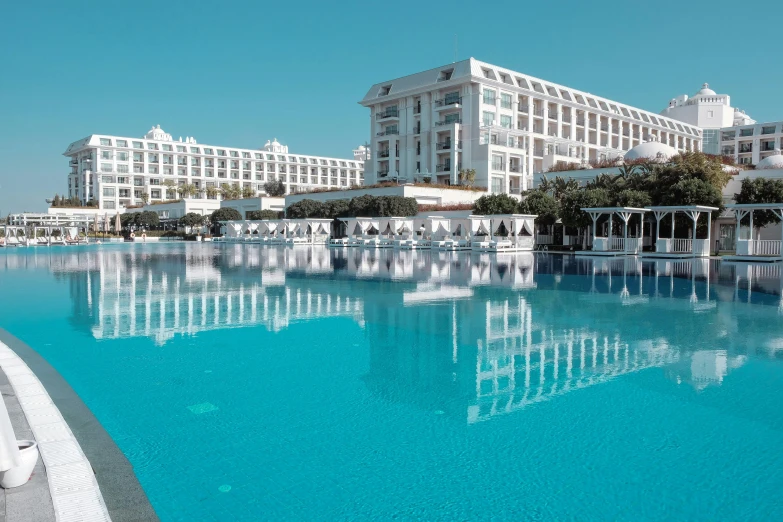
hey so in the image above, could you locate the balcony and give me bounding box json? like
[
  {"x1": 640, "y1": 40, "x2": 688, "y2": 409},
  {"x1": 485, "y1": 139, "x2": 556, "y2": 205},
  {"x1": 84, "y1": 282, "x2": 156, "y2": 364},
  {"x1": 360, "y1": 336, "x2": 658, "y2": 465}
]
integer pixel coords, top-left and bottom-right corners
[
  {"x1": 435, "y1": 96, "x2": 462, "y2": 109},
  {"x1": 378, "y1": 150, "x2": 391, "y2": 158},
  {"x1": 376, "y1": 129, "x2": 400, "y2": 136},
  {"x1": 413, "y1": 105, "x2": 421, "y2": 115},
  {"x1": 509, "y1": 165, "x2": 521, "y2": 173},
  {"x1": 533, "y1": 109, "x2": 545, "y2": 117},
  {"x1": 721, "y1": 148, "x2": 736, "y2": 156},
  {"x1": 548, "y1": 112, "x2": 558, "y2": 120},
  {"x1": 761, "y1": 143, "x2": 776, "y2": 151},
  {"x1": 435, "y1": 118, "x2": 462, "y2": 126},
  {"x1": 534, "y1": 148, "x2": 544, "y2": 156},
  {"x1": 739, "y1": 145, "x2": 753, "y2": 153},
  {"x1": 436, "y1": 142, "x2": 452, "y2": 151},
  {"x1": 436, "y1": 164, "x2": 452, "y2": 172},
  {"x1": 412, "y1": 125, "x2": 421, "y2": 135},
  {"x1": 376, "y1": 108, "x2": 399, "y2": 120},
  {"x1": 517, "y1": 124, "x2": 528, "y2": 131},
  {"x1": 576, "y1": 119, "x2": 585, "y2": 126},
  {"x1": 378, "y1": 170, "x2": 390, "y2": 177},
  {"x1": 519, "y1": 106, "x2": 529, "y2": 113},
  {"x1": 69, "y1": 160, "x2": 78, "y2": 167},
  {"x1": 601, "y1": 124, "x2": 609, "y2": 131}
]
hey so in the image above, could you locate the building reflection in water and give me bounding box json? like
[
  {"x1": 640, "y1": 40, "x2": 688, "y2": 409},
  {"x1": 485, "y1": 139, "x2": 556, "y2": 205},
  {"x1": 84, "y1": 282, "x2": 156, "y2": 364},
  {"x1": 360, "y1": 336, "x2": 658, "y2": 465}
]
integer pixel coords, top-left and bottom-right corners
[{"x1": 2, "y1": 245, "x2": 782, "y2": 423}]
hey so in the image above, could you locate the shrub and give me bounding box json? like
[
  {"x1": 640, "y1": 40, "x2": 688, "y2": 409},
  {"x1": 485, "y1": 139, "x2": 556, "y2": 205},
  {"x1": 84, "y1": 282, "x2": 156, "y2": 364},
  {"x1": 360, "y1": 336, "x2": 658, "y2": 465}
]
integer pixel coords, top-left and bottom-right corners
[
  {"x1": 474, "y1": 194, "x2": 519, "y2": 215},
  {"x1": 518, "y1": 191, "x2": 559, "y2": 225},
  {"x1": 263, "y1": 180, "x2": 286, "y2": 197},
  {"x1": 211, "y1": 207, "x2": 242, "y2": 223},
  {"x1": 246, "y1": 210, "x2": 281, "y2": 220}
]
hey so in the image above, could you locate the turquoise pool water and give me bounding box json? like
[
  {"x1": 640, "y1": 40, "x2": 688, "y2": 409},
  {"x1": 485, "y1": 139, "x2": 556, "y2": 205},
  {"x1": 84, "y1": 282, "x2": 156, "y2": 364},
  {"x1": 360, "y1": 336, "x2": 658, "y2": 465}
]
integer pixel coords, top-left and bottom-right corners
[{"x1": 1, "y1": 243, "x2": 783, "y2": 521}]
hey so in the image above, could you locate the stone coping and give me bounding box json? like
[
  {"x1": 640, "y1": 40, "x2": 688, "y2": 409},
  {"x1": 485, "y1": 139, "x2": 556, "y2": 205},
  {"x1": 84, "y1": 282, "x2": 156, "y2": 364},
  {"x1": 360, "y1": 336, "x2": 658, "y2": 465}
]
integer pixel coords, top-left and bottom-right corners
[{"x1": 0, "y1": 330, "x2": 158, "y2": 522}]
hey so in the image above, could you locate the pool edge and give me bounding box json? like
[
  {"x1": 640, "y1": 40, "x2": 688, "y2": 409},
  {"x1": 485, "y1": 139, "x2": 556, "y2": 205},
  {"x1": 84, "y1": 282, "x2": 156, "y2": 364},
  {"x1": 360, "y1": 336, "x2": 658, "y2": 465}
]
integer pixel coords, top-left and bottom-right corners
[{"x1": 0, "y1": 328, "x2": 159, "y2": 522}]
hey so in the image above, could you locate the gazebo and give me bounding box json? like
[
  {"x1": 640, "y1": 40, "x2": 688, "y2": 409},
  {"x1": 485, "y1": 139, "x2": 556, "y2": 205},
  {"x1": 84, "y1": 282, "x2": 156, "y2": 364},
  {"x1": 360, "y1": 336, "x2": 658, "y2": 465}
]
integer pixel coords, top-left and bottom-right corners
[
  {"x1": 723, "y1": 203, "x2": 783, "y2": 262},
  {"x1": 576, "y1": 207, "x2": 649, "y2": 256},
  {"x1": 642, "y1": 205, "x2": 718, "y2": 258},
  {"x1": 469, "y1": 214, "x2": 537, "y2": 252}
]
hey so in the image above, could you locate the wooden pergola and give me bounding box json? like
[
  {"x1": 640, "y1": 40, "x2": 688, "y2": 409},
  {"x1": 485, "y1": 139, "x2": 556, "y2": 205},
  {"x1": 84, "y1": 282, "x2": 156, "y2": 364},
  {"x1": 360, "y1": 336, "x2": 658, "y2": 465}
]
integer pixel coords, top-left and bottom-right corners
[
  {"x1": 643, "y1": 205, "x2": 718, "y2": 258},
  {"x1": 577, "y1": 207, "x2": 649, "y2": 256},
  {"x1": 723, "y1": 203, "x2": 783, "y2": 262}
]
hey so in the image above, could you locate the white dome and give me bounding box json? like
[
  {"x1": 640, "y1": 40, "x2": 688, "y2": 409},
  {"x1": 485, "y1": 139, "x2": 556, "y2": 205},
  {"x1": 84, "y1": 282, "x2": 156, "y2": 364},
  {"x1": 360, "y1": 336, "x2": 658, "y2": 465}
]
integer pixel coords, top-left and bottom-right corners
[
  {"x1": 624, "y1": 138, "x2": 678, "y2": 162},
  {"x1": 696, "y1": 83, "x2": 716, "y2": 96},
  {"x1": 757, "y1": 150, "x2": 783, "y2": 170}
]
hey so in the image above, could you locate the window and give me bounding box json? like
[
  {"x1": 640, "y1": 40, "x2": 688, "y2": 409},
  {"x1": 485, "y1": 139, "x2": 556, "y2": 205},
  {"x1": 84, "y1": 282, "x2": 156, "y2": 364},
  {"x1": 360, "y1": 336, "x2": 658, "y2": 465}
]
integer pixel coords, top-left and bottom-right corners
[
  {"x1": 104, "y1": 200, "x2": 116, "y2": 209},
  {"x1": 103, "y1": 187, "x2": 115, "y2": 197},
  {"x1": 101, "y1": 175, "x2": 114, "y2": 183},
  {"x1": 483, "y1": 111, "x2": 495, "y2": 127},
  {"x1": 100, "y1": 138, "x2": 112, "y2": 146},
  {"x1": 218, "y1": 150, "x2": 227, "y2": 156},
  {"x1": 230, "y1": 151, "x2": 239, "y2": 157},
  {"x1": 204, "y1": 148, "x2": 213, "y2": 154},
  {"x1": 740, "y1": 128, "x2": 754, "y2": 137},
  {"x1": 762, "y1": 126, "x2": 777, "y2": 135},
  {"x1": 177, "y1": 146, "x2": 186, "y2": 152},
  {"x1": 162, "y1": 144, "x2": 172, "y2": 151},
  {"x1": 117, "y1": 177, "x2": 128, "y2": 184},
  {"x1": 483, "y1": 90, "x2": 496, "y2": 105},
  {"x1": 147, "y1": 143, "x2": 158, "y2": 150},
  {"x1": 101, "y1": 163, "x2": 112, "y2": 172},
  {"x1": 116, "y1": 140, "x2": 127, "y2": 147},
  {"x1": 500, "y1": 93, "x2": 512, "y2": 109},
  {"x1": 500, "y1": 115, "x2": 512, "y2": 129},
  {"x1": 491, "y1": 177, "x2": 503, "y2": 194},
  {"x1": 100, "y1": 150, "x2": 111, "y2": 159},
  {"x1": 132, "y1": 141, "x2": 143, "y2": 149},
  {"x1": 707, "y1": 110, "x2": 714, "y2": 118},
  {"x1": 255, "y1": 153, "x2": 263, "y2": 159},
  {"x1": 492, "y1": 155, "x2": 503, "y2": 171},
  {"x1": 722, "y1": 131, "x2": 735, "y2": 141},
  {"x1": 191, "y1": 147, "x2": 200, "y2": 154},
  {"x1": 117, "y1": 165, "x2": 129, "y2": 173},
  {"x1": 116, "y1": 152, "x2": 128, "y2": 161}
]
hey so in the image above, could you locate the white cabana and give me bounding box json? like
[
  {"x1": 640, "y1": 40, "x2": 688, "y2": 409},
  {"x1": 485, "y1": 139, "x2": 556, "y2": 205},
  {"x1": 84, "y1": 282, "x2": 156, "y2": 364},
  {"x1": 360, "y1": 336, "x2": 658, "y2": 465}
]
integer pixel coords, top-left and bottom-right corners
[
  {"x1": 470, "y1": 214, "x2": 537, "y2": 252},
  {"x1": 303, "y1": 219, "x2": 333, "y2": 244},
  {"x1": 432, "y1": 217, "x2": 472, "y2": 251},
  {"x1": 396, "y1": 217, "x2": 431, "y2": 249},
  {"x1": 577, "y1": 207, "x2": 649, "y2": 256},
  {"x1": 643, "y1": 205, "x2": 718, "y2": 258},
  {"x1": 723, "y1": 203, "x2": 783, "y2": 262}
]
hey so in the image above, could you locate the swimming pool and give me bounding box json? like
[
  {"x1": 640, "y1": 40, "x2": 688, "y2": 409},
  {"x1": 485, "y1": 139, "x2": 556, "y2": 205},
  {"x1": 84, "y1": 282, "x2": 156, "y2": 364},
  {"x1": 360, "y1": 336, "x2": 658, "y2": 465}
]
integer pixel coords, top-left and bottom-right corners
[{"x1": 1, "y1": 243, "x2": 782, "y2": 520}]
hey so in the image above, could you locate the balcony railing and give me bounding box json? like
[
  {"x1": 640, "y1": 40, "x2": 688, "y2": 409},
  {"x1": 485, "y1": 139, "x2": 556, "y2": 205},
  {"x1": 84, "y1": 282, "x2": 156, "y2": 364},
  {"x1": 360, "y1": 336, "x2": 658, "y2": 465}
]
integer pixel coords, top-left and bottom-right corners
[
  {"x1": 534, "y1": 148, "x2": 544, "y2": 156},
  {"x1": 722, "y1": 148, "x2": 736, "y2": 155},
  {"x1": 377, "y1": 129, "x2": 400, "y2": 136},
  {"x1": 69, "y1": 160, "x2": 78, "y2": 166},
  {"x1": 739, "y1": 146, "x2": 753, "y2": 153},
  {"x1": 378, "y1": 170, "x2": 390, "y2": 177},
  {"x1": 435, "y1": 119, "x2": 462, "y2": 126},
  {"x1": 377, "y1": 109, "x2": 399, "y2": 119},
  {"x1": 412, "y1": 126, "x2": 421, "y2": 134},
  {"x1": 413, "y1": 106, "x2": 421, "y2": 114},
  {"x1": 517, "y1": 124, "x2": 528, "y2": 131},
  {"x1": 508, "y1": 166, "x2": 521, "y2": 172},
  {"x1": 378, "y1": 150, "x2": 390, "y2": 158},
  {"x1": 435, "y1": 97, "x2": 462, "y2": 107},
  {"x1": 548, "y1": 112, "x2": 557, "y2": 120},
  {"x1": 533, "y1": 109, "x2": 545, "y2": 117},
  {"x1": 761, "y1": 144, "x2": 776, "y2": 151},
  {"x1": 519, "y1": 106, "x2": 529, "y2": 113},
  {"x1": 576, "y1": 119, "x2": 585, "y2": 126},
  {"x1": 436, "y1": 142, "x2": 452, "y2": 150},
  {"x1": 436, "y1": 164, "x2": 452, "y2": 172}
]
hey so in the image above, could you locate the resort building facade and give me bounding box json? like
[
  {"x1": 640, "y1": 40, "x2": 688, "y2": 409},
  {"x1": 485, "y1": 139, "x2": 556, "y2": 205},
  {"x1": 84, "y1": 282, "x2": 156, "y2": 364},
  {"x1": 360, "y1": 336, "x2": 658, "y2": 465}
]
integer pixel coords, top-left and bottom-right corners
[
  {"x1": 63, "y1": 126, "x2": 366, "y2": 211},
  {"x1": 719, "y1": 121, "x2": 783, "y2": 166},
  {"x1": 660, "y1": 83, "x2": 755, "y2": 155},
  {"x1": 360, "y1": 58, "x2": 702, "y2": 194}
]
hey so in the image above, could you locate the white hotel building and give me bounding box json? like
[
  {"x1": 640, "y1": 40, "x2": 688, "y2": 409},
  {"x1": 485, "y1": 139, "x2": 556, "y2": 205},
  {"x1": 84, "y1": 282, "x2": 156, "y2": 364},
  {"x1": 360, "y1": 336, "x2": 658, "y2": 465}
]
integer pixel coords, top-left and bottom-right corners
[
  {"x1": 360, "y1": 58, "x2": 702, "y2": 193},
  {"x1": 63, "y1": 125, "x2": 366, "y2": 211}
]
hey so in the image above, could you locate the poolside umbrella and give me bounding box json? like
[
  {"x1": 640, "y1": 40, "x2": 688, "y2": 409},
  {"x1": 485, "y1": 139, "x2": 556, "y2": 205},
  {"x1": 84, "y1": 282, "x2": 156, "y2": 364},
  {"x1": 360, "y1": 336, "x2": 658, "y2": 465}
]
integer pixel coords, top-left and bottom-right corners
[
  {"x1": 93, "y1": 214, "x2": 98, "y2": 233},
  {"x1": 115, "y1": 213, "x2": 121, "y2": 233},
  {"x1": 104, "y1": 213, "x2": 110, "y2": 234}
]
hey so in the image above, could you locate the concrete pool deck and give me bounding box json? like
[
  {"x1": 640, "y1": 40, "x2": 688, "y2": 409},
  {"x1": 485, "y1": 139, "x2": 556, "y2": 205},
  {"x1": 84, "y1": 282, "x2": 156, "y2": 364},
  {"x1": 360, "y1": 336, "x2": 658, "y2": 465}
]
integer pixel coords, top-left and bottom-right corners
[{"x1": 0, "y1": 329, "x2": 158, "y2": 522}]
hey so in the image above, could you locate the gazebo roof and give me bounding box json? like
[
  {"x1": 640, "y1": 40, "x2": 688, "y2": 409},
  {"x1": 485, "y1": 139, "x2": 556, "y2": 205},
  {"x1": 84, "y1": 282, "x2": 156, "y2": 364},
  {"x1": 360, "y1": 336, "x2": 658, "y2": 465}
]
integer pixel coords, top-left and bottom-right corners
[
  {"x1": 580, "y1": 207, "x2": 650, "y2": 213},
  {"x1": 647, "y1": 205, "x2": 719, "y2": 211},
  {"x1": 724, "y1": 203, "x2": 783, "y2": 210}
]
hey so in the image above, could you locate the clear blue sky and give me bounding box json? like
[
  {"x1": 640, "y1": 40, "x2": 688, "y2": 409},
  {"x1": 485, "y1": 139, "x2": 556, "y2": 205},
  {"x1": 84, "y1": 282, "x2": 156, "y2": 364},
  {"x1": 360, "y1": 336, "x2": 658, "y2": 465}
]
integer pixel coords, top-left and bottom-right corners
[{"x1": 1, "y1": 0, "x2": 780, "y2": 214}]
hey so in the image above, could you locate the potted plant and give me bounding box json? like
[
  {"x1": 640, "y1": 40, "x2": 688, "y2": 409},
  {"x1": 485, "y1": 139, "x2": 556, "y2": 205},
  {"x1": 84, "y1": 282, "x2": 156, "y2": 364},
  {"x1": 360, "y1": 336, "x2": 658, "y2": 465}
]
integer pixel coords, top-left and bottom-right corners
[{"x1": 0, "y1": 440, "x2": 39, "y2": 489}]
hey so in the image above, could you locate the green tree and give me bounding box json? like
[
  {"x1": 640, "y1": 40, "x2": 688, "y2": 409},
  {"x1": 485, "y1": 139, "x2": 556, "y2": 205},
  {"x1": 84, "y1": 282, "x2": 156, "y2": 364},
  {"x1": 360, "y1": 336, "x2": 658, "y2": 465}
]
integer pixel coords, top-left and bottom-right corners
[
  {"x1": 263, "y1": 180, "x2": 286, "y2": 197},
  {"x1": 518, "y1": 191, "x2": 559, "y2": 225},
  {"x1": 559, "y1": 188, "x2": 611, "y2": 230},
  {"x1": 474, "y1": 194, "x2": 519, "y2": 215},
  {"x1": 220, "y1": 183, "x2": 242, "y2": 200},
  {"x1": 211, "y1": 207, "x2": 242, "y2": 223},
  {"x1": 139, "y1": 192, "x2": 150, "y2": 205},
  {"x1": 733, "y1": 177, "x2": 783, "y2": 229},
  {"x1": 323, "y1": 199, "x2": 351, "y2": 219},
  {"x1": 287, "y1": 199, "x2": 325, "y2": 218},
  {"x1": 659, "y1": 178, "x2": 723, "y2": 209},
  {"x1": 614, "y1": 189, "x2": 652, "y2": 208},
  {"x1": 348, "y1": 194, "x2": 376, "y2": 216},
  {"x1": 205, "y1": 186, "x2": 219, "y2": 199},
  {"x1": 374, "y1": 196, "x2": 418, "y2": 217},
  {"x1": 137, "y1": 211, "x2": 160, "y2": 228},
  {"x1": 458, "y1": 168, "x2": 476, "y2": 187},
  {"x1": 247, "y1": 210, "x2": 280, "y2": 220},
  {"x1": 179, "y1": 212, "x2": 204, "y2": 227},
  {"x1": 552, "y1": 176, "x2": 579, "y2": 201}
]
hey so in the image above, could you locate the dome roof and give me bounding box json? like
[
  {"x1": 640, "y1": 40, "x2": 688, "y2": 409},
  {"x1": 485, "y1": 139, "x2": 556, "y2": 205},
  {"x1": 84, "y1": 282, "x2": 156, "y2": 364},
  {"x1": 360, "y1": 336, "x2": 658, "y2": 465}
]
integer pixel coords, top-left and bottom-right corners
[
  {"x1": 696, "y1": 83, "x2": 716, "y2": 96},
  {"x1": 757, "y1": 150, "x2": 783, "y2": 170},
  {"x1": 623, "y1": 138, "x2": 678, "y2": 162}
]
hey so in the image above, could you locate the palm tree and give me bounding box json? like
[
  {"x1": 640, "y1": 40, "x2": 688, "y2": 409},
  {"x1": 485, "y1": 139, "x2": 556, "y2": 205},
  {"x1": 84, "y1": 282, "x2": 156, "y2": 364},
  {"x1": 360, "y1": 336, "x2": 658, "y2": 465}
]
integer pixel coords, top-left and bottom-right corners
[
  {"x1": 617, "y1": 164, "x2": 638, "y2": 178},
  {"x1": 552, "y1": 176, "x2": 578, "y2": 201},
  {"x1": 205, "y1": 186, "x2": 219, "y2": 200},
  {"x1": 538, "y1": 175, "x2": 553, "y2": 194}
]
